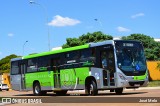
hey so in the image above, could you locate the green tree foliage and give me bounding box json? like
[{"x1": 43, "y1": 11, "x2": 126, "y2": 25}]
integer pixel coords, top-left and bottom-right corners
[
  {"x1": 122, "y1": 34, "x2": 160, "y2": 61},
  {"x1": 62, "y1": 31, "x2": 113, "y2": 48},
  {"x1": 0, "y1": 54, "x2": 19, "y2": 74}
]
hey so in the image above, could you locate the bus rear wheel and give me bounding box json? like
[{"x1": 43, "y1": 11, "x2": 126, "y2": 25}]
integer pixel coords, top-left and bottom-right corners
[
  {"x1": 115, "y1": 88, "x2": 123, "y2": 95},
  {"x1": 33, "y1": 82, "x2": 43, "y2": 96},
  {"x1": 85, "y1": 80, "x2": 98, "y2": 96}
]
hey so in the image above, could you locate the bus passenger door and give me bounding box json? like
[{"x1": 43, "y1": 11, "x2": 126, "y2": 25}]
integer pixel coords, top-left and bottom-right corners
[
  {"x1": 51, "y1": 58, "x2": 61, "y2": 88},
  {"x1": 20, "y1": 63, "x2": 26, "y2": 90},
  {"x1": 101, "y1": 45, "x2": 115, "y2": 87}
]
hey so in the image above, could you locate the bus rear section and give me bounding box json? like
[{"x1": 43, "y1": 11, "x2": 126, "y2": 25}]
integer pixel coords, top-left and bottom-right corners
[{"x1": 10, "y1": 58, "x2": 26, "y2": 91}]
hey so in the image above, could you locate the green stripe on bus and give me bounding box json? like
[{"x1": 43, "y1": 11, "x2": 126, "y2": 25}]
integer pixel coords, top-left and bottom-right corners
[
  {"x1": 23, "y1": 44, "x2": 89, "y2": 59},
  {"x1": 134, "y1": 72, "x2": 147, "y2": 80}
]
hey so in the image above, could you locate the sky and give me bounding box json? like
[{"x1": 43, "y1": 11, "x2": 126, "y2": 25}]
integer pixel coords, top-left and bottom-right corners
[{"x1": 0, "y1": 0, "x2": 160, "y2": 59}]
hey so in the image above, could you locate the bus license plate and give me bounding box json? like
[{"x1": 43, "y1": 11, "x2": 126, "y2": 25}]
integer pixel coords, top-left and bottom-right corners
[{"x1": 134, "y1": 84, "x2": 140, "y2": 87}]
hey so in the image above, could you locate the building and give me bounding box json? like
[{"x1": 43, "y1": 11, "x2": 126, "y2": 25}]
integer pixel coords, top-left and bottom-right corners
[
  {"x1": 2, "y1": 73, "x2": 11, "y2": 88},
  {"x1": 154, "y1": 39, "x2": 160, "y2": 42},
  {"x1": 0, "y1": 73, "x2": 11, "y2": 88}
]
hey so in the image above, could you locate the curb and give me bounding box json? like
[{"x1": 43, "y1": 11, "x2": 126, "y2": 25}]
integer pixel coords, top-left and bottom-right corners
[
  {"x1": 138, "y1": 86, "x2": 160, "y2": 90},
  {"x1": 124, "y1": 86, "x2": 160, "y2": 91}
]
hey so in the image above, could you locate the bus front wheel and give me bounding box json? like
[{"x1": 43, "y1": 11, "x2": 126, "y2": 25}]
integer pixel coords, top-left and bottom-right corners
[{"x1": 85, "y1": 80, "x2": 98, "y2": 96}]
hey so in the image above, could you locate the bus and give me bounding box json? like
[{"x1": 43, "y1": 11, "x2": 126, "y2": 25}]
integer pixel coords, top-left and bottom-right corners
[{"x1": 10, "y1": 40, "x2": 149, "y2": 96}]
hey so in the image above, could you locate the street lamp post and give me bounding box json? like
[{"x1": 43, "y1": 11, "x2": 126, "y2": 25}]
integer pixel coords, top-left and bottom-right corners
[
  {"x1": 23, "y1": 41, "x2": 28, "y2": 56},
  {"x1": 30, "y1": 1, "x2": 51, "y2": 51}
]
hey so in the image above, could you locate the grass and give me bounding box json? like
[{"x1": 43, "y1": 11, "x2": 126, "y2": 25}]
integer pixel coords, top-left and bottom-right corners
[{"x1": 147, "y1": 80, "x2": 160, "y2": 87}]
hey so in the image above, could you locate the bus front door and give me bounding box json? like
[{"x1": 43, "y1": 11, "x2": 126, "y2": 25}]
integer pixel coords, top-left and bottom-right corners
[
  {"x1": 52, "y1": 58, "x2": 61, "y2": 88},
  {"x1": 101, "y1": 46, "x2": 115, "y2": 87}
]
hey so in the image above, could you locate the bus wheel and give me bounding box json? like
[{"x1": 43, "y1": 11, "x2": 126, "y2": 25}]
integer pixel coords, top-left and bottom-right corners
[
  {"x1": 86, "y1": 80, "x2": 98, "y2": 96},
  {"x1": 115, "y1": 88, "x2": 123, "y2": 95},
  {"x1": 33, "y1": 82, "x2": 42, "y2": 96}
]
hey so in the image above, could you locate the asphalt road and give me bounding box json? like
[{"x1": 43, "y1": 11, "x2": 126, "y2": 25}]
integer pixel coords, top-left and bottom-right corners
[{"x1": 0, "y1": 87, "x2": 160, "y2": 106}]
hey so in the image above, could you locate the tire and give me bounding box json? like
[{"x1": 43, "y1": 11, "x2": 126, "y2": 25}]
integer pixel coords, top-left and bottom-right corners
[
  {"x1": 85, "y1": 80, "x2": 98, "y2": 96},
  {"x1": 0, "y1": 88, "x2": 2, "y2": 91},
  {"x1": 6, "y1": 89, "x2": 9, "y2": 91},
  {"x1": 55, "y1": 90, "x2": 68, "y2": 96},
  {"x1": 115, "y1": 88, "x2": 123, "y2": 95},
  {"x1": 33, "y1": 82, "x2": 42, "y2": 96}
]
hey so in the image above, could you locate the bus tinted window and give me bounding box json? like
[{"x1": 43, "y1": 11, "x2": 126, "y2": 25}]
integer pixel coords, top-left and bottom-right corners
[
  {"x1": 80, "y1": 48, "x2": 96, "y2": 58},
  {"x1": 65, "y1": 51, "x2": 79, "y2": 60},
  {"x1": 11, "y1": 61, "x2": 20, "y2": 75},
  {"x1": 37, "y1": 57, "x2": 49, "y2": 67},
  {"x1": 27, "y1": 59, "x2": 38, "y2": 72},
  {"x1": 80, "y1": 48, "x2": 96, "y2": 65}
]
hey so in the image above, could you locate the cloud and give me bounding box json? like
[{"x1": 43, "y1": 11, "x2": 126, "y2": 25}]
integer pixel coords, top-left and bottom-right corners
[
  {"x1": 8, "y1": 33, "x2": 14, "y2": 37},
  {"x1": 131, "y1": 13, "x2": 145, "y2": 19},
  {"x1": 48, "y1": 15, "x2": 81, "y2": 27},
  {"x1": 117, "y1": 26, "x2": 131, "y2": 32}
]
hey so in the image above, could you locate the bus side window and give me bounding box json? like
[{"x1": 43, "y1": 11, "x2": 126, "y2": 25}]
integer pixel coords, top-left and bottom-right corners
[
  {"x1": 11, "y1": 61, "x2": 20, "y2": 75},
  {"x1": 37, "y1": 57, "x2": 49, "y2": 69},
  {"x1": 27, "y1": 59, "x2": 38, "y2": 72},
  {"x1": 65, "y1": 51, "x2": 79, "y2": 63},
  {"x1": 80, "y1": 48, "x2": 96, "y2": 65}
]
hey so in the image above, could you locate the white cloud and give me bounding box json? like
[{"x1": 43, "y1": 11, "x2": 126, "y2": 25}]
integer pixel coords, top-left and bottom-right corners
[
  {"x1": 117, "y1": 26, "x2": 131, "y2": 32},
  {"x1": 48, "y1": 15, "x2": 81, "y2": 27},
  {"x1": 8, "y1": 33, "x2": 14, "y2": 37},
  {"x1": 131, "y1": 13, "x2": 145, "y2": 19}
]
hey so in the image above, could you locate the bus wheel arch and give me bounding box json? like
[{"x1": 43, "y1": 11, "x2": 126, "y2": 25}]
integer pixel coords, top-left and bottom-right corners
[{"x1": 85, "y1": 76, "x2": 98, "y2": 96}]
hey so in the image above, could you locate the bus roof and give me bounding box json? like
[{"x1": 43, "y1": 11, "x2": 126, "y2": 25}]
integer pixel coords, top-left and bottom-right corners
[
  {"x1": 23, "y1": 44, "x2": 89, "y2": 59},
  {"x1": 11, "y1": 57, "x2": 22, "y2": 62},
  {"x1": 22, "y1": 40, "x2": 141, "y2": 59}
]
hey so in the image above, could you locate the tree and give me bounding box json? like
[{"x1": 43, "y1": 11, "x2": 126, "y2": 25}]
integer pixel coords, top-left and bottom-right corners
[
  {"x1": 0, "y1": 54, "x2": 19, "y2": 74},
  {"x1": 62, "y1": 31, "x2": 113, "y2": 48},
  {"x1": 122, "y1": 34, "x2": 160, "y2": 61}
]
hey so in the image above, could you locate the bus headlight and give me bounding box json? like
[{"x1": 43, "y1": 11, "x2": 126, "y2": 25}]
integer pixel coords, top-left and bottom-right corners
[{"x1": 118, "y1": 72, "x2": 127, "y2": 80}]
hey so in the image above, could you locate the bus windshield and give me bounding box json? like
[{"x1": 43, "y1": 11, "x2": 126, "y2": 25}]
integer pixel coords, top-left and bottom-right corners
[{"x1": 115, "y1": 41, "x2": 147, "y2": 73}]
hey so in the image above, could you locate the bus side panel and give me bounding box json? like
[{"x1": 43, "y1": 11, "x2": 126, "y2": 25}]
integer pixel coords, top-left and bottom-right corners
[
  {"x1": 10, "y1": 74, "x2": 22, "y2": 91},
  {"x1": 25, "y1": 71, "x2": 54, "y2": 90},
  {"x1": 60, "y1": 67, "x2": 89, "y2": 89}
]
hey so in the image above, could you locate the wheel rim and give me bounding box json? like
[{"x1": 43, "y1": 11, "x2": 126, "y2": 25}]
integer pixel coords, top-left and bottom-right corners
[
  {"x1": 35, "y1": 85, "x2": 40, "y2": 94},
  {"x1": 90, "y1": 84, "x2": 93, "y2": 95}
]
